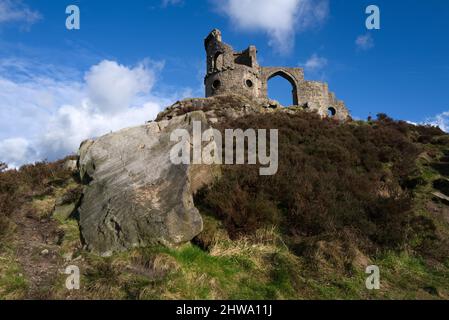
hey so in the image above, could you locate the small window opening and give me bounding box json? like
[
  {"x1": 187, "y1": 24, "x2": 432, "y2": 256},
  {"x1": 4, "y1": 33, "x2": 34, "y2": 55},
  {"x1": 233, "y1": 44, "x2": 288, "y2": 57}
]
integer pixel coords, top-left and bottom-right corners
[
  {"x1": 328, "y1": 107, "x2": 336, "y2": 117},
  {"x1": 212, "y1": 79, "x2": 221, "y2": 90}
]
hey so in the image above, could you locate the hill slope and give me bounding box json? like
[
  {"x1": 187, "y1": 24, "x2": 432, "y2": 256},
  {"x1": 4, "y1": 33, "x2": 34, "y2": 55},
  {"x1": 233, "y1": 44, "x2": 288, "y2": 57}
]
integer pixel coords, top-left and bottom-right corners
[{"x1": 1, "y1": 105, "x2": 449, "y2": 299}]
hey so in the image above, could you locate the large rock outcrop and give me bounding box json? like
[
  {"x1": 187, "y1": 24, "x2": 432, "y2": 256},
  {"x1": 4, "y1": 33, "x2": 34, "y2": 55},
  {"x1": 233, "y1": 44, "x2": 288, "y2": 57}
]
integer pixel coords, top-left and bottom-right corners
[
  {"x1": 77, "y1": 111, "x2": 218, "y2": 256},
  {"x1": 76, "y1": 94, "x2": 347, "y2": 256}
]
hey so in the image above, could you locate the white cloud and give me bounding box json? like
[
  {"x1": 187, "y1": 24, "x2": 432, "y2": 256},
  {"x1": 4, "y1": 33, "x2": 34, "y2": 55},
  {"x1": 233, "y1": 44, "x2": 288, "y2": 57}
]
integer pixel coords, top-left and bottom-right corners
[
  {"x1": 423, "y1": 111, "x2": 449, "y2": 133},
  {"x1": 355, "y1": 33, "x2": 374, "y2": 51},
  {"x1": 0, "y1": 0, "x2": 41, "y2": 26},
  {"x1": 0, "y1": 138, "x2": 35, "y2": 167},
  {"x1": 0, "y1": 58, "x2": 185, "y2": 167},
  {"x1": 303, "y1": 53, "x2": 327, "y2": 72},
  {"x1": 215, "y1": 0, "x2": 329, "y2": 53},
  {"x1": 85, "y1": 60, "x2": 162, "y2": 114}
]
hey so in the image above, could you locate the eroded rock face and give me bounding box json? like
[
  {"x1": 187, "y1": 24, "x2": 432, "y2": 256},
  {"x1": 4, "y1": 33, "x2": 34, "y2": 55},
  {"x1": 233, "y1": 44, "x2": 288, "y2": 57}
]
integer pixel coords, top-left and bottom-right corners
[{"x1": 77, "y1": 111, "x2": 217, "y2": 256}]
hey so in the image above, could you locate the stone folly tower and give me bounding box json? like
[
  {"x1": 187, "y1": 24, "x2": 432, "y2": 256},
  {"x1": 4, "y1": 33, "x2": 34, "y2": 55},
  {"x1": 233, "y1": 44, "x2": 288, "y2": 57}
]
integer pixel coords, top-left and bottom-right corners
[{"x1": 204, "y1": 29, "x2": 350, "y2": 120}]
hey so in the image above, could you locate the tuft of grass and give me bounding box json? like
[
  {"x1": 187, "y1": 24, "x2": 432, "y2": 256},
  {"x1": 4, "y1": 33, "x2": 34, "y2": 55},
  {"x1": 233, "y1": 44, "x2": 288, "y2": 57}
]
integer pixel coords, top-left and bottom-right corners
[
  {"x1": 372, "y1": 252, "x2": 449, "y2": 299},
  {"x1": 0, "y1": 256, "x2": 28, "y2": 300},
  {"x1": 30, "y1": 197, "x2": 56, "y2": 220},
  {"x1": 70, "y1": 229, "x2": 308, "y2": 300}
]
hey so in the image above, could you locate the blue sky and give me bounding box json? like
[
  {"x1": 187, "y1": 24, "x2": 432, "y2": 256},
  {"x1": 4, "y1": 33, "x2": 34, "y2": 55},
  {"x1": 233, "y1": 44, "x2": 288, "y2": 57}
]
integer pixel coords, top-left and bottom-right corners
[{"x1": 0, "y1": 0, "x2": 449, "y2": 166}]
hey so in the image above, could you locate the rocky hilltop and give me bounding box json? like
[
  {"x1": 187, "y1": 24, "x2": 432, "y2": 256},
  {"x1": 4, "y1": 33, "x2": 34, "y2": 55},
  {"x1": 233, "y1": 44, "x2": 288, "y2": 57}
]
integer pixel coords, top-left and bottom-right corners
[{"x1": 77, "y1": 95, "x2": 294, "y2": 255}]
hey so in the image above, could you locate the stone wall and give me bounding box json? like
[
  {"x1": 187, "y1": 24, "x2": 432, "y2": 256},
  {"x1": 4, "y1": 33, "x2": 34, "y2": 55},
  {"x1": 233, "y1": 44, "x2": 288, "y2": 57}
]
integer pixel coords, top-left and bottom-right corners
[
  {"x1": 204, "y1": 29, "x2": 262, "y2": 101},
  {"x1": 260, "y1": 67, "x2": 304, "y2": 106},
  {"x1": 204, "y1": 29, "x2": 350, "y2": 120}
]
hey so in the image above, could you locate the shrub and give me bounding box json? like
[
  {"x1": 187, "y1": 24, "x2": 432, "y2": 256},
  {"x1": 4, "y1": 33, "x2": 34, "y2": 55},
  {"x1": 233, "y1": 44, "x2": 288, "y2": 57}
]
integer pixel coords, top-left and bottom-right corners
[
  {"x1": 0, "y1": 157, "x2": 76, "y2": 218},
  {"x1": 196, "y1": 112, "x2": 444, "y2": 259}
]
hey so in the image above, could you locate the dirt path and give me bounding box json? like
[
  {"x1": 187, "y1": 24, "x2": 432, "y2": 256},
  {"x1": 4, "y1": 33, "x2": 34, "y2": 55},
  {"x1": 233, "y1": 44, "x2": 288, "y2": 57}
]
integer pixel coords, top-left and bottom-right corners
[{"x1": 11, "y1": 209, "x2": 64, "y2": 299}]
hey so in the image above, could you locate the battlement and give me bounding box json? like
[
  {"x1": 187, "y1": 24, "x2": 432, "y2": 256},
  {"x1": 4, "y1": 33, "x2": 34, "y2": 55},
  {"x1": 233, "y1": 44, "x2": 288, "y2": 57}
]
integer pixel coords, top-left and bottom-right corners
[{"x1": 204, "y1": 29, "x2": 350, "y2": 120}]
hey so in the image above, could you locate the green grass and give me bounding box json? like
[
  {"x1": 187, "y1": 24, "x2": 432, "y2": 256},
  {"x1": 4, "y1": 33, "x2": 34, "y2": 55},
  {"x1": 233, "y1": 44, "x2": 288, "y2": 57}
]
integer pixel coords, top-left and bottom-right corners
[
  {"x1": 373, "y1": 252, "x2": 449, "y2": 299},
  {"x1": 2, "y1": 215, "x2": 449, "y2": 300},
  {"x1": 71, "y1": 239, "x2": 309, "y2": 300},
  {"x1": 24, "y1": 199, "x2": 449, "y2": 301},
  {"x1": 0, "y1": 217, "x2": 28, "y2": 300},
  {"x1": 138, "y1": 244, "x2": 292, "y2": 299},
  {"x1": 0, "y1": 256, "x2": 28, "y2": 300}
]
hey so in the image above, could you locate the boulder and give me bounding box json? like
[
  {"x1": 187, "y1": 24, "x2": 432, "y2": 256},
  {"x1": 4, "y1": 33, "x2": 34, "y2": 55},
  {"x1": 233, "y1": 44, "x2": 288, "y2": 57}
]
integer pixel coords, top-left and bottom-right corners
[
  {"x1": 77, "y1": 111, "x2": 218, "y2": 256},
  {"x1": 53, "y1": 203, "x2": 77, "y2": 221},
  {"x1": 63, "y1": 159, "x2": 78, "y2": 172}
]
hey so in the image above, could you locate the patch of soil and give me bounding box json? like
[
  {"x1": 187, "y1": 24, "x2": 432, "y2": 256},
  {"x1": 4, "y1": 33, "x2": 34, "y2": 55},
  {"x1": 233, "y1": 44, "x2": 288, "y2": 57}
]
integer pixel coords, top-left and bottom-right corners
[
  {"x1": 426, "y1": 201, "x2": 449, "y2": 225},
  {"x1": 11, "y1": 210, "x2": 64, "y2": 299}
]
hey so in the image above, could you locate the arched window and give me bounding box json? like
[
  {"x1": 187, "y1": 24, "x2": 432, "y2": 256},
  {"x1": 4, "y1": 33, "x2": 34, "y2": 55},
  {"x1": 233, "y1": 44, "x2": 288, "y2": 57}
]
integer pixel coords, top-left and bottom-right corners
[
  {"x1": 267, "y1": 71, "x2": 298, "y2": 106},
  {"x1": 327, "y1": 107, "x2": 336, "y2": 117},
  {"x1": 213, "y1": 52, "x2": 224, "y2": 71}
]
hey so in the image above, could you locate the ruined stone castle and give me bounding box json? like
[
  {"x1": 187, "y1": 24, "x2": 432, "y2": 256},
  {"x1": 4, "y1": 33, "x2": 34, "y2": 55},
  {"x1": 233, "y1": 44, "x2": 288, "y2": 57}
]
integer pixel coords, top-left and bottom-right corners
[{"x1": 204, "y1": 29, "x2": 349, "y2": 120}]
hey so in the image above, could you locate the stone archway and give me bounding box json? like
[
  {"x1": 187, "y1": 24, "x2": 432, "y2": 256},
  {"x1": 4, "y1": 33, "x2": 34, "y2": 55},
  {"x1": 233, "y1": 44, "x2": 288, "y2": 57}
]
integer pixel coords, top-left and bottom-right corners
[
  {"x1": 266, "y1": 71, "x2": 299, "y2": 106},
  {"x1": 261, "y1": 68, "x2": 303, "y2": 106}
]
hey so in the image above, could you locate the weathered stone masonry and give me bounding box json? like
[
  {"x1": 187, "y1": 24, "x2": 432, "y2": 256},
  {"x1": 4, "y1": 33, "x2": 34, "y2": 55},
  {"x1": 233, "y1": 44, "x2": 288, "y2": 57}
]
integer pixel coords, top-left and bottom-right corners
[{"x1": 204, "y1": 29, "x2": 350, "y2": 120}]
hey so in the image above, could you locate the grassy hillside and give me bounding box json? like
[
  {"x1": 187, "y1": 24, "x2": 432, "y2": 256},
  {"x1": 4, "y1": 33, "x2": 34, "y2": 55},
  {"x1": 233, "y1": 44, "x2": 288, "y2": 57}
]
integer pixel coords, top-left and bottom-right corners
[{"x1": 1, "y1": 112, "x2": 449, "y2": 300}]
